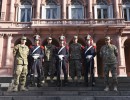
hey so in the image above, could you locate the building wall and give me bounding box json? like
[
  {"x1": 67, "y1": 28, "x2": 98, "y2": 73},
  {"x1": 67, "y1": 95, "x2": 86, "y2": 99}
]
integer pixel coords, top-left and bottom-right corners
[{"x1": 0, "y1": 0, "x2": 130, "y2": 77}]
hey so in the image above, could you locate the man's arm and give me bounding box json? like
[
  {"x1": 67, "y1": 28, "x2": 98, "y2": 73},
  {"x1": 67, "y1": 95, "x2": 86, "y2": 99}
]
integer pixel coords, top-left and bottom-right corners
[{"x1": 13, "y1": 44, "x2": 19, "y2": 57}]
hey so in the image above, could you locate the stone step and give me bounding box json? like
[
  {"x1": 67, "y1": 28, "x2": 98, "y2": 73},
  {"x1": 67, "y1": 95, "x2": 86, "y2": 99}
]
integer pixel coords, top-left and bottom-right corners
[
  {"x1": 0, "y1": 96, "x2": 130, "y2": 100},
  {"x1": 1, "y1": 77, "x2": 130, "y2": 83},
  {"x1": 2, "y1": 91, "x2": 130, "y2": 96}
]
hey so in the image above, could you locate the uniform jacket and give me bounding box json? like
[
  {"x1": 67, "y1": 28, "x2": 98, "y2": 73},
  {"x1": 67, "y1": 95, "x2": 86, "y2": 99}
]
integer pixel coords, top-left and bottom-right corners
[
  {"x1": 100, "y1": 44, "x2": 118, "y2": 64},
  {"x1": 13, "y1": 44, "x2": 29, "y2": 65},
  {"x1": 69, "y1": 43, "x2": 83, "y2": 60},
  {"x1": 84, "y1": 45, "x2": 96, "y2": 61},
  {"x1": 55, "y1": 46, "x2": 69, "y2": 62},
  {"x1": 44, "y1": 44, "x2": 56, "y2": 61},
  {"x1": 29, "y1": 45, "x2": 44, "y2": 60}
]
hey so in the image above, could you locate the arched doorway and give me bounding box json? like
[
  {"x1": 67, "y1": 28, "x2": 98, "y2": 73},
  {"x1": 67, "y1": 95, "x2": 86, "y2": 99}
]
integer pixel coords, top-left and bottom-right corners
[
  {"x1": 42, "y1": 38, "x2": 59, "y2": 47},
  {"x1": 96, "y1": 39, "x2": 105, "y2": 77},
  {"x1": 124, "y1": 39, "x2": 130, "y2": 76}
]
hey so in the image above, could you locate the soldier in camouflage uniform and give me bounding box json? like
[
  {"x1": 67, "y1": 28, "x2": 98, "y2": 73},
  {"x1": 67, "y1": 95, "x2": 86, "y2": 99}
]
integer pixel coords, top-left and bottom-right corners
[
  {"x1": 100, "y1": 36, "x2": 118, "y2": 91},
  {"x1": 69, "y1": 35, "x2": 83, "y2": 83},
  {"x1": 44, "y1": 37, "x2": 56, "y2": 83},
  {"x1": 12, "y1": 36, "x2": 29, "y2": 92}
]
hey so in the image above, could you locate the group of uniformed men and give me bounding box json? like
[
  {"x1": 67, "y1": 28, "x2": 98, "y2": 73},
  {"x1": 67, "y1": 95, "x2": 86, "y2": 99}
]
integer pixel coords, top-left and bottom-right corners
[{"x1": 12, "y1": 34, "x2": 118, "y2": 92}]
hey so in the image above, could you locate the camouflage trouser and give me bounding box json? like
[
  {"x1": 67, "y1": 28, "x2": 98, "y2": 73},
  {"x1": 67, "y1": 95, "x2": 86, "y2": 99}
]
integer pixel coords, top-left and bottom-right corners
[
  {"x1": 69, "y1": 60, "x2": 82, "y2": 79},
  {"x1": 44, "y1": 61, "x2": 56, "y2": 79},
  {"x1": 13, "y1": 65, "x2": 28, "y2": 86},
  {"x1": 104, "y1": 64, "x2": 118, "y2": 86}
]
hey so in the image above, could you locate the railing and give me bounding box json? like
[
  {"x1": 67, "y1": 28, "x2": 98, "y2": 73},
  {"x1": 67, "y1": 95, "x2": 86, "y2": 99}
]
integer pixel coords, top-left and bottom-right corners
[
  {"x1": 124, "y1": 21, "x2": 130, "y2": 26},
  {"x1": 13, "y1": 22, "x2": 32, "y2": 28},
  {"x1": 0, "y1": 21, "x2": 32, "y2": 28},
  {"x1": 32, "y1": 18, "x2": 125, "y2": 27},
  {"x1": 0, "y1": 18, "x2": 126, "y2": 29}
]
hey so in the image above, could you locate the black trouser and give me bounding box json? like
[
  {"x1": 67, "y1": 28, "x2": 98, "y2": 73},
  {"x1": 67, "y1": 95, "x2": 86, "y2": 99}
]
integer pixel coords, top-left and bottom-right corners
[
  {"x1": 30, "y1": 59, "x2": 42, "y2": 85},
  {"x1": 84, "y1": 59, "x2": 95, "y2": 83},
  {"x1": 56, "y1": 60, "x2": 68, "y2": 83}
]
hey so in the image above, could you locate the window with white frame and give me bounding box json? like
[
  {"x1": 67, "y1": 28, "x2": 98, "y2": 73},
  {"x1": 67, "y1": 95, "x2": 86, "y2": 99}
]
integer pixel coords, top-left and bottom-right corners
[
  {"x1": 42, "y1": 0, "x2": 60, "y2": 19},
  {"x1": 18, "y1": 1, "x2": 32, "y2": 22},
  {"x1": 122, "y1": 0, "x2": 130, "y2": 21},
  {"x1": 68, "y1": 0, "x2": 84, "y2": 19},
  {"x1": 94, "y1": 0, "x2": 113, "y2": 19}
]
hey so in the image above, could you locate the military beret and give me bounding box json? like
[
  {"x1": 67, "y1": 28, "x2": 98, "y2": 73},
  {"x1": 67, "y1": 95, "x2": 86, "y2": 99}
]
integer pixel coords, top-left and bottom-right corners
[
  {"x1": 73, "y1": 35, "x2": 78, "y2": 39},
  {"x1": 34, "y1": 35, "x2": 40, "y2": 40},
  {"x1": 21, "y1": 36, "x2": 27, "y2": 40},
  {"x1": 59, "y1": 35, "x2": 65, "y2": 41},
  {"x1": 105, "y1": 36, "x2": 111, "y2": 40},
  {"x1": 47, "y1": 36, "x2": 52, "y2": 40}
]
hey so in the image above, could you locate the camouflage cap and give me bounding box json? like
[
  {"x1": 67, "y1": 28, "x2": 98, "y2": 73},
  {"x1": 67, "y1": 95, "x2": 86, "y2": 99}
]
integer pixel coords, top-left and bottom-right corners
[
  {"x1": 47, "y1": 36, "x2": 52, "y2": 40},
  {"x1": 85, "y1": 34, "x2": 91, "y2": 40},
  {"x1": 33, "y1": 35, "x2": 40, "y2": 40},
  {"x1": 59, "y1": 35, "x2": 65, "y2": 41},
  {"x1": 21, "y1": 36, "x2": 27, "y2": 40},
  {"x1": 73, "y1": 35, "x2": 78, "y2": 39},
  {"x1": 105, "y1": 36, "x2": 111, "y2": 40}
]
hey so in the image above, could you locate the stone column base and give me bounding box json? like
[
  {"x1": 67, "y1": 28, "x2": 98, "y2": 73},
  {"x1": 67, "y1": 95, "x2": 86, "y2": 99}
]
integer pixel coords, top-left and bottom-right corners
[{"x1": 118, "y1": 66, "x2": 127, "y2": 77}]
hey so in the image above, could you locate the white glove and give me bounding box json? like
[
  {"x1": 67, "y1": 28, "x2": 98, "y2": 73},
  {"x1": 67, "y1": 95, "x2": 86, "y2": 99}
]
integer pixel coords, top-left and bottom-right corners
[
  {"x1": 86, "y1": 55, "x2": 92, "y2": 60},
  {"x1": 32, "y1": 54, "x2": 40, "y2": 60},
  {"x1": 58, "y1": 55, "x2": 64, "y2": 60}
]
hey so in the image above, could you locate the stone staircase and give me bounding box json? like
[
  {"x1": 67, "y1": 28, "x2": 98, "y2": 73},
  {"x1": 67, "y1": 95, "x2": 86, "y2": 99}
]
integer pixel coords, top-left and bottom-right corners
[{"x1": 0, "y1": 77, "x2": 130, "y2": 100}]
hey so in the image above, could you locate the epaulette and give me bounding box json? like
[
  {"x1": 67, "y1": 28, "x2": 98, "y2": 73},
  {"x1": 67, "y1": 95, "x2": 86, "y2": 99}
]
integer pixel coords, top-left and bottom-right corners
[
  {"x1": 81, "y1": 46, "x2": 85, "y2": 49},
  {"x1": 29, "y1": 45, "x2": 33, "y2": 48},
  {"x1": 40, "y1": 46, "x2": 44, "y2": 49}
]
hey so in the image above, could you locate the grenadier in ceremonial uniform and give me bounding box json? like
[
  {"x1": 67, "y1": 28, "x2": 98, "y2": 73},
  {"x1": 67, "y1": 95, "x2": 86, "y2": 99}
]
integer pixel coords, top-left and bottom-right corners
[
  {"x1": 84, "y1": 35, "x2": 96, "y2": 86},
  {"x1": 69, "y1": 35, "x2": 83, "y2": 83},
  {"x1": 100, "y1": 36, "x2": 118, "y2": 91},
  {"x1": 29, "y1": 35, "x2": 44, "y2": 87},
  {"x1": 12, "y1": 36, "x2": 29, "y2": 92},
  {"x1": 56, "y1": 35, "x2": 69, "y2": 87},
  {"x1": 44, "y1": 36, "x2": 56, "y2": 83}
]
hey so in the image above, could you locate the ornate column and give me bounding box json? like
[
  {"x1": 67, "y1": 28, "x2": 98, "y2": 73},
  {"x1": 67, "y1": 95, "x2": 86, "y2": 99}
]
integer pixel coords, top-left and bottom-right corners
[
  {"x1": 1, "y1": 0, "x2": 7, "y2": 21},
  {"x1": 0, "y1": 34, "x2": 4, "y2": 68},
  {"x1": 14, "y1": 3, "x2": 18, "y2": 22},
  {"x1": 88, "y1": 0, "x2": 93, "y2": 18},
  {"x1": 36, "y1": 0, "x2": 41, "y2": 18},
  {"x1": 5, "y1": 34, "x2": 12, "y2": 67},
  {"x1": 114, "y1": 0, "x2": 119, "y2": 18},
  {"x1": 10, "y1": 0, "x2": 15, "y2": 21},
  {"x1": 62, "y1": 0, "x2": 67, "y2": 19},
  {"x1": 117, "y1": 35, "x2": 127, "y2": 77}
]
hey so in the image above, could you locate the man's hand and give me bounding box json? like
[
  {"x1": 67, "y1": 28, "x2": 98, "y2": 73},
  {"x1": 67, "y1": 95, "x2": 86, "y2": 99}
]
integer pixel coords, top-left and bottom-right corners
[
  {"x1": 58, "y1": 55, "x2": 64, "y2": 60},
  {"x1": 86, "y1": 55, "x2": 92, "y2": 60}
]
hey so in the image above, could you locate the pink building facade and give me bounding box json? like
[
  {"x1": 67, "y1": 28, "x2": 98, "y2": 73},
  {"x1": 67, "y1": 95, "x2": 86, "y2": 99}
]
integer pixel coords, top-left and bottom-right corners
[{"x1": 0, "y1": 0, "x2": 130, "y2": 77}]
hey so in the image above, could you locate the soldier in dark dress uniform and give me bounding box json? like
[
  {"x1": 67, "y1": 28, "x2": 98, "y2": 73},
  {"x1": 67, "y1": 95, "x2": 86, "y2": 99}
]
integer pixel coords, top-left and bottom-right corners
[
  {"x1": 84, "y1": 35, "x2": 96, "y2": 87},
  {"x1": 55, "y1": 35, "x2": 69, "y2": 87},
  {"x1": 29, "y1": 35, "x2": 44, "y2": 87}
]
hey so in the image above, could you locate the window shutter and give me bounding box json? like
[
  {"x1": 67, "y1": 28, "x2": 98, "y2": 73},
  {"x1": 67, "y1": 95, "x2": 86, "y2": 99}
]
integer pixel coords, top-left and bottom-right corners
[
  {"x1": 42, "y1": 6, "x2": 46, "y2": 19},
  {"x1": 57, "y1": 6, "x2": 61, "y2": 19},
  {"x1": 68, "y1": 5, "x2": 72, "y2": 19},
  {"x1": 94, "y1": 5, "x2": 97, "y2": 19}
]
